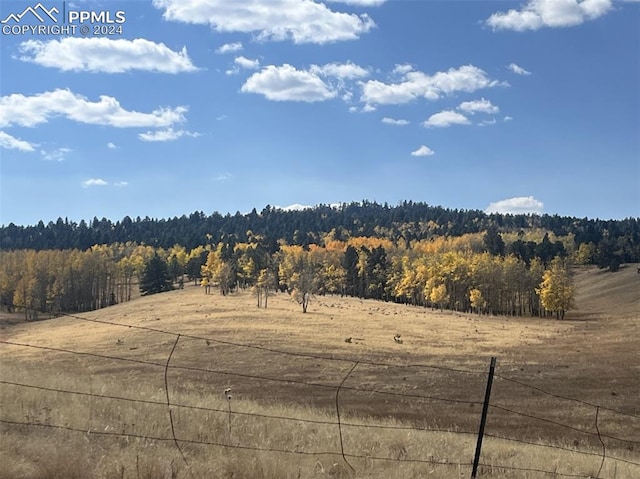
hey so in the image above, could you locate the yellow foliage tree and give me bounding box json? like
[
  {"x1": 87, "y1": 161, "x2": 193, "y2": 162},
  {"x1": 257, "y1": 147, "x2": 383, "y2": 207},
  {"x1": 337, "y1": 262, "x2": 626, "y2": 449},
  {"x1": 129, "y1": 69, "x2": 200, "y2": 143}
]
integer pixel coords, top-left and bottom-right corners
[
  {"x1": 201, "y1": 247, "x2": 234, "y2": 295},
  {"x1": 428, "y1": 282, "x2": 448, "y2": 311},
  {"x1": 537, "y1": 256, "x2": 574, "y2": 320},
  {"x1": 469, "y1": 288, "x2": 485, "y2": 314},
  {"x1": 255, "y1": 268, "x2": 276, "y2": 308},
  {"x1": 278, "y1": 245, "x2": 320, "y2": 313}
]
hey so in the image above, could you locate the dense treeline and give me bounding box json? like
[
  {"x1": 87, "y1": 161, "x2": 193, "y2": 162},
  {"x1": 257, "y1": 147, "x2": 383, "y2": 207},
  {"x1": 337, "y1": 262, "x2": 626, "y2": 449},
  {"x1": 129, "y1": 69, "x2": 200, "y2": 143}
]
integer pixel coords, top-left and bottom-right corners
[
  {"x1": 1, "y1": 231, "x2": 575, "y2": 320},
  {"x1": 0, "y1": 244, "x2": 159, "y2": 318},
  {"x1": 1, "y1": 201, "x2": 638, "y2": 268}
]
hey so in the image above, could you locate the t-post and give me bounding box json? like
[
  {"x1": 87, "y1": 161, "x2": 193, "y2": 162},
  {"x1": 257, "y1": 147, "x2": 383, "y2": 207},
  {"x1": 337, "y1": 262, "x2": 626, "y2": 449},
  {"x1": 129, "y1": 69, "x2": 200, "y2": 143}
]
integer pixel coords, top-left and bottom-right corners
[{"x1": 471, "y1": 356, "x2": 497, "y2": 479}]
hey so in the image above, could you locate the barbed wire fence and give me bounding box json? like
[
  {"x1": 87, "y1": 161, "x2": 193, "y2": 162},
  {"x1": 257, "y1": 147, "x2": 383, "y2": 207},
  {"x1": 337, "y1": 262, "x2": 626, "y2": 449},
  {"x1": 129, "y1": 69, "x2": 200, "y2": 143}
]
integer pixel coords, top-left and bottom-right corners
[{"x1": 1, "y1": 311, "x2": 639, "y2": 478}]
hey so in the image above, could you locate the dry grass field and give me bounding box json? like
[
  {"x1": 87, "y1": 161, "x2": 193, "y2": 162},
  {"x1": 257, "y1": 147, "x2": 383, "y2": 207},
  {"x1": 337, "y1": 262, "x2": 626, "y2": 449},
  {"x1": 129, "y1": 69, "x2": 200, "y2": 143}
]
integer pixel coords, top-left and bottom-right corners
[{"x1": 1, "y1": 265, "x2": 639, "y2": 478}]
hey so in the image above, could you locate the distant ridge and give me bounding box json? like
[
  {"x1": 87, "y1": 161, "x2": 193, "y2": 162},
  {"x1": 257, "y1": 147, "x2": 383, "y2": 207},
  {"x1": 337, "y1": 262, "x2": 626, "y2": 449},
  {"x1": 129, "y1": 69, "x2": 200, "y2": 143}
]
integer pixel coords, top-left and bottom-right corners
[{"x1": 0, "y1": 201, "x2": 638, "y2": 264}]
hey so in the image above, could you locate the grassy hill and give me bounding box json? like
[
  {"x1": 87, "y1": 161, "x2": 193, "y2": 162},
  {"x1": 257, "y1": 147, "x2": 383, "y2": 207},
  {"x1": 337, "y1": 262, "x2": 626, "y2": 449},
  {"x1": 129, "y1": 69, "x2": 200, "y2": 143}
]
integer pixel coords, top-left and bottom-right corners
[
  {"x1": 1, "y1": 266, "x2": 638, "y2": 478},
  {"x1": 571, "y1": 263, "x2": 640, "y2": 319}
]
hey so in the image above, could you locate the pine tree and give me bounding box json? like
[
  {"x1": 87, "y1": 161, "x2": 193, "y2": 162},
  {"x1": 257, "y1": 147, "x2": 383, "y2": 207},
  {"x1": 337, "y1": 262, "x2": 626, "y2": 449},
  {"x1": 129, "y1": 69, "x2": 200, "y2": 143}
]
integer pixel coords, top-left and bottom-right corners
[
  {"x1": 139, "y1": 254, "x2": 173, "y2": 296},
  {"x1": 483, "y1": 227, "x2": 505, "y2": 256}
]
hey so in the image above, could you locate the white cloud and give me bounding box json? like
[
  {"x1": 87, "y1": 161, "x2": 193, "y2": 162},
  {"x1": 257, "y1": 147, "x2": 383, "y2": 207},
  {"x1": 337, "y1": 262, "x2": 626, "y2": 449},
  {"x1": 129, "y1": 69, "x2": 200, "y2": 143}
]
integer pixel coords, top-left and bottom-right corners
[
  {"x1": 327, "y1": 0, "x2": 387, "y2": 5},
  {"x1": 486, "y1": 0, "x2": 612, "y2": 31},
  {"x1": 486, "y1": 196, "x2": 544, "y2": 214},
  {"x1": 479, "y1": 118, "x2": 497, "y2": 127},
  {"x1": 361, "y1": 104, "x2": 376, "y2": 112},
  {"x1": 216, "y1": 42, "x2": 243, "y2": 54},
  {"x1": 381, "y1": 117, "x2": 409, "y2": 126},
  {"x1": 114, "y1": 181, "x2": 129, "y2": 187},
  {"x1": 226, "y1": 56, "x2": 260, "y2": 75},
  {"x1": 214, "y1": 172, "x2": 232, "y2": 181},
  {"x1": 392, "y1": 64, "x2": 414, "y2": 75},
  {"x1": 361, "y1": 65, "x2": 500, "y2": 106},
  {"x1": 138, "y1": 128, "x2": 200, "y2": 142},
  {"x1": 18, "y1": 38, "x2": 199, "y2": 73},
  {"x1": 504, "y1": 116, "x2": 514, "y2": 122},
  {"x1": 82, "y1": 178, "x2": 108, "y2": 188},
  {"x1": 411, "y1": 145, "x2": 435, "y2": 157},
  {"x1": 41, "y1": 147, "x2": 71, "y2": 161},
  {"x1": 0, "y1": 131, "x2": 36, "y2": 151},
  {"x1": 0, "y1": 89, "x2": 187, "y2": 128},
  {"x1": 234, "y1": 56, "x2": 260, "y2": 70},
  {"x1": 458, "y1": 98, "x2": 499, "y2": 115},
  {"x1": 107, "y1": 142, "x2": 118, "y2": 149},
  {"x1": 276, "y1": 204, "x2": 313, "y2": 211},
  {"x1": 423, "y1": 110, "x2": 470, "y2": 128},
  {"x1": 241, "y1": 64, "x2": 337, "y2": 102},
  {"x1": 152, "y1": 0, "x2": 376, "y2": 44},
  {"x1": 507, "y1": 63, "x2": 531, "y2": 75},
  {"x1": 310, "y1": 61, "x2": 369, "y2": 80}
]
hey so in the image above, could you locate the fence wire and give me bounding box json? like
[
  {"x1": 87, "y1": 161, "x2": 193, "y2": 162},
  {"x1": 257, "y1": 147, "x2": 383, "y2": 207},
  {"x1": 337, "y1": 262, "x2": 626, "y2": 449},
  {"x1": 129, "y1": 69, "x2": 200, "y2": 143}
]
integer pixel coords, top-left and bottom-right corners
[{"x1": 1, "y1": 310, "x2": 639, "y2": 478}]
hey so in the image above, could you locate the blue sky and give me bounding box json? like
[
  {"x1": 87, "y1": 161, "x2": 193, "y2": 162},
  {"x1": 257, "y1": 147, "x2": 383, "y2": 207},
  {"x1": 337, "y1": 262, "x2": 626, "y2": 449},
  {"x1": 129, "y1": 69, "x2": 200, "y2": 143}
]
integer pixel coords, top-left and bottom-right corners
[{"x1": 1, "y1": 0, "x2": 638, "y2": 226}]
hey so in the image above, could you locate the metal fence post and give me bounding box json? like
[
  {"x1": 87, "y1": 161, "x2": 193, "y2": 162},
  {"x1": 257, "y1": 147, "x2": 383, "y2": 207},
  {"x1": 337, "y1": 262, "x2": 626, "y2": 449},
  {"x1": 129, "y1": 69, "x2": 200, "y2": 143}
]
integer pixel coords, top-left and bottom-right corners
[{"x1": 471, "y1": 356, "x2": 497, "y2": 479}]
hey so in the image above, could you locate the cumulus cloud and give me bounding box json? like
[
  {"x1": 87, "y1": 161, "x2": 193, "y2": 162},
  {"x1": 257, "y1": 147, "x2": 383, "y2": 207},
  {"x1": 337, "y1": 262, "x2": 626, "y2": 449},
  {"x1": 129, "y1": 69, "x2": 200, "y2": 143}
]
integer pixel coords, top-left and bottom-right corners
[
  {"x1": 241, "y1": 62, "x2": 502, "y2": 112},
  {"x1": 107, "y1": 142, "x2": 118, "y2": 149},
  {"x1": 41, "y1": 147, "x2": 71, "y2": 161},
  {"x1": 216, "y1": 42, "x2": 243, "y2": 54},
  {"x1": 423, "y1": 110, "x2": 470, "y2": 128},
  {"x1": 360, "y1": 65, "x2": 500, "y2": 106},
  {"x1": 0, "y1": 131, "x2": 36, "y2": 151},
  {"x1": 507, "y1": 63, "x2": 531, "y2": 75},
  {"x1": 0, "y1": 89, "x2": 187, "y2": 129},
  {"x1": 227, "y1": 55, "x2": 260, "y2": 75},
  {"x1": 485, "y1": 196, "x2": 544, "y2": 214},
  {"x1": 152, "y1": 0, "x2": 376, "y2": 44},
  {"x1": 392, "y1": 64, "x2": 414, "y2": 75},
  {"x1": 234, "y1": 56, "x2": 260, "y2": 70},
  {"x1": 411, "y1": 145, "x2": 435, "y2": 156},
  {"x1": 82, "y1": 178, "x2": 108, "y2": 188},
  {"x1": 17, "y1": 38, "x2": 199, "y2": 73},
  {"x1": 138, "y1": 128, "x2": 200, "y2": 142},
  {"x1": 458, "y1": 98, "x2": 499, "y2": 115},
  {"x1": 241, "y1": 64, "x2": 337, "y2": 102},
  {"x1": 381, "y1": 117, "x2": 409, "y2": 126},
  {"x1": 310, "y1": 61, "x2": 369, "y2": 80},
  {"x1": 114, "y1": 181, "x2": 129, "y2": 187},
  {"x1": 486, "y1": 0, "x2": 612, "y2": 31}
]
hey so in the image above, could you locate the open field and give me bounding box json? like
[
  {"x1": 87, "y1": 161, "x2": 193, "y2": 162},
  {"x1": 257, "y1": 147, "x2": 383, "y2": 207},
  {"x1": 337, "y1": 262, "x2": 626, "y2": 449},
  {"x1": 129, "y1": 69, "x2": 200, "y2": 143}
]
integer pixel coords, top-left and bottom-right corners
[{"x1": 1, "y1": 265, "x2": 639, "y2": 478}]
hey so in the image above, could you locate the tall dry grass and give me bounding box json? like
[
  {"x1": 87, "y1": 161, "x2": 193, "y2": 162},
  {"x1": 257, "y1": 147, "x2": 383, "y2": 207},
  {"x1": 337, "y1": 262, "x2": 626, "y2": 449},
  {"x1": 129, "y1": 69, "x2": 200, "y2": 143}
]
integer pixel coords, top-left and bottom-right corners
[
  {"x1": 2, "y1": 282, "x2": 639, "y2": 478},
  {"x1": 1, "y1": 365, "x2": 638, "y2": 479}
]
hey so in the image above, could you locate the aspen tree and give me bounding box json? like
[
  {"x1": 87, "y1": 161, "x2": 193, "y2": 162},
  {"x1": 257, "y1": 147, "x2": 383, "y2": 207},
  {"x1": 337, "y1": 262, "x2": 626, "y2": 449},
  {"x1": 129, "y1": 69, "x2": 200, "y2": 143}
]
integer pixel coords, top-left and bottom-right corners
[{"x1": 537, "y1": 256, "x2": 574, "y2": 320}]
